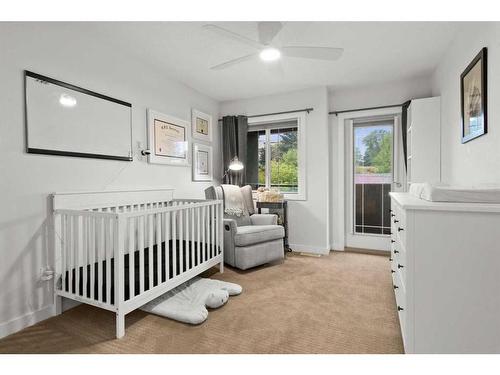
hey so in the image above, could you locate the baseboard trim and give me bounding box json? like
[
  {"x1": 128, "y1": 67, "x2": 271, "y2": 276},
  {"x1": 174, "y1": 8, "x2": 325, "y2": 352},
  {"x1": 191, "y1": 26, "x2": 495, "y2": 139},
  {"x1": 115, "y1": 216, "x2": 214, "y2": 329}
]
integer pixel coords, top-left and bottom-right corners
[
  {"x1": 0, "y1": 305, "x2": 55, "y2": 339},
  {"x1": 289, "y1": 243, "x2": 330, "y2": 255},
  {"x1": 330, "y1": 242, "x2": 345, "y2": 251},
  {"x1": 344, "y1": 246, "x2": 390, "y2": 256}
]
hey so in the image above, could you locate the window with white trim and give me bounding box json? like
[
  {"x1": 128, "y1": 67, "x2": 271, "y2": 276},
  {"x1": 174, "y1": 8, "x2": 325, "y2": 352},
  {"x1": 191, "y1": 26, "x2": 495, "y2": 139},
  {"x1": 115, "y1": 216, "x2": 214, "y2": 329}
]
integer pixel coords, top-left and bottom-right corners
[{"x1": 246, "y1": 114, "x2": 306, "y2": 200}]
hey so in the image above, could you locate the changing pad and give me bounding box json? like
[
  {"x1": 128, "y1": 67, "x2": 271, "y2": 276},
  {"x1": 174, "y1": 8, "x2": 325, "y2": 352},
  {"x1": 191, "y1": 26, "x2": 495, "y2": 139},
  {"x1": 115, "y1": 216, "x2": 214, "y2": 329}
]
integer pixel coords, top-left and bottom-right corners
[{"x1": 410, "y1": 183, "x2": 500, "y2": 203}]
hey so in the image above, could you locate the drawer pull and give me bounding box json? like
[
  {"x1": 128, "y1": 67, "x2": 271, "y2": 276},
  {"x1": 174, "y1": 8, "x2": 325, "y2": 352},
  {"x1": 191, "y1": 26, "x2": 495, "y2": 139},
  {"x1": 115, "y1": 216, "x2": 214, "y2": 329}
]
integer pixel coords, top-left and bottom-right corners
[
  {"x1": 391, "y1": 270, "x2": 395, "y2": 273},
  {"x1": 398, "y1": 306, "x2": 404, "y2": 311},
  {"x1": 389, "y1": 257, "x2": 393, "y2": 261},
  {"x1": 393, "y1": 219, "x2": 399, "y2": 223},
  {"x1": 391, "y1": 213, "x2": 395, "y2": 217},
  {"x1": 398, "y1": 264, "x2": 404, "y2": 269},
  {"x1": 391, "y1": 239, "x2": 395, "y2": 243},
  {"x1": 394, "y1": 250, "x2": 399, "y2": 254},
  {"x1": 398, "y1": 227, "x2": 404, "y2": 232},
  {"x1": 393, "y1": 285, "x2": 399, "y2": 290}
]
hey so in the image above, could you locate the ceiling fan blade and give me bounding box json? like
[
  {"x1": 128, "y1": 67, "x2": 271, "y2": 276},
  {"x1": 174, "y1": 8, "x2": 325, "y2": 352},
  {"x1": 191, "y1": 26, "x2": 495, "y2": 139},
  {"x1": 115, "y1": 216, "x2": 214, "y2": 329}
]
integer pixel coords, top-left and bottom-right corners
[
  {"x1": 210, "y1": 53, "x2": 257, "y2": 70},
  {"x1": 281, "y1": 46, "x2": 344, "y2": 61},
  {"x1": 203, "y1": 24, "x2": 263, "y2": 50},
  {"x1": 258, "y1": 21, "x2": 283, "y2": 45}
]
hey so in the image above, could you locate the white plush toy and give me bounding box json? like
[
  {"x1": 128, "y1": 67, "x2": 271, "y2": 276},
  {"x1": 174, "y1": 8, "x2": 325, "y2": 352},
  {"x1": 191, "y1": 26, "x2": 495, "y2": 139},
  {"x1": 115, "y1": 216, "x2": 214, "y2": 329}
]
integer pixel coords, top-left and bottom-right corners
[{"x1": 140, "y1": 277, "x2": 242, "y2": 324}]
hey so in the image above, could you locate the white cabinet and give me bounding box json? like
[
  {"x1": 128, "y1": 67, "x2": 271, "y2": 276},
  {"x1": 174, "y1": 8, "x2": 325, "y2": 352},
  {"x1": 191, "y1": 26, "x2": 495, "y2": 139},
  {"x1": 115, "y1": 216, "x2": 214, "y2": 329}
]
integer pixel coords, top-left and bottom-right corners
[
  {"x1": 406, "y1": 97, "x2": 441, "y2": 189},
  {"x1": 389, "y1": 192, "x2": 500, "y2": 353}
]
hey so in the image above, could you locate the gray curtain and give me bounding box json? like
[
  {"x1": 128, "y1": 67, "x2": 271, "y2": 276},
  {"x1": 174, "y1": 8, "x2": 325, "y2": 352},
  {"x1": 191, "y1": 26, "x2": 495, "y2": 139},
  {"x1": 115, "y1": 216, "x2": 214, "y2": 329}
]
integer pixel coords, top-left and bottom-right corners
[
  {"x1": 222, "y1": 115, "x2": 248, "y2": 185},
  {"x1": 401, "y1": 100, "x2": 411, "y2": 170}
]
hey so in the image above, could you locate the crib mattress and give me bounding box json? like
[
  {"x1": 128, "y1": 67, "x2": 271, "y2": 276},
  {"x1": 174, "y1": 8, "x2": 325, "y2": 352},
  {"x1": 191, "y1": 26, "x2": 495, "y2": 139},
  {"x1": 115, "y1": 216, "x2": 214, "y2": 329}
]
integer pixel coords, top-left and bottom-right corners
[
  {"x1": 62, "y1": 239, "x2": 217, "y2": 304},
  {"x1": 409, "y1": 182, "x2": 500, "y2": 203}
]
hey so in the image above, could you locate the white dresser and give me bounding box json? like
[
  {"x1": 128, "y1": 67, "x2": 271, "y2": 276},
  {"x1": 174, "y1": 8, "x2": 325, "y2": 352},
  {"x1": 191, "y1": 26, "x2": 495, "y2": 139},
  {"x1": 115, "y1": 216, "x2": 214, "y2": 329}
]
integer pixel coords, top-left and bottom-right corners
[{"x1": 389, "y1": 192, "x2": 500, "y2": 353}]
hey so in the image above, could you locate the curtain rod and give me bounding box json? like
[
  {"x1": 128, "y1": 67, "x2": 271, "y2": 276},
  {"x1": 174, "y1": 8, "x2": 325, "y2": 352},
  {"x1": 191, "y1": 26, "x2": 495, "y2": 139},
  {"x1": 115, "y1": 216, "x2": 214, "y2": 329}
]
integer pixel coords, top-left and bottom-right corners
[
  {"x1": 218, "y1": 107, "x2": 313, "y2": 122},
  {"x1": 329, "y1": 103, "x2": 407, "y2": 116}
]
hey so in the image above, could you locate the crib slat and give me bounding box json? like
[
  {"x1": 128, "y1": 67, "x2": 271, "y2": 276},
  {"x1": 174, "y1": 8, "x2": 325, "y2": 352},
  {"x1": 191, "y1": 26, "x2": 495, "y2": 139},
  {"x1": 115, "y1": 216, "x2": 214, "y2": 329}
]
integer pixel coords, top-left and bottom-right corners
[
  {"x1": 205, "y1": 205, "x2": 209, "y2": 260},
  {"x1": 62, "y1": 214, "x2": 67, "y2": 292},
  {"x1": 205, "y1": 205, "x2": 209, "y2": 261},
  {"x1": 196, "y1": 207, "x2": 200, "y2": 266},
  {"x1": 105, "y1": 217, "x2": 112, "y2": 305},
  {"x1": 185, "y1": 207, "x2": 190, "y2": 270},
  {"x1": 164, "y1": 211, "x2": 170, "y2": 280},
  {"x1": 201, "y1": 206, "x2": 206, "y2": 263},
  {"x1": 172, "y1": 210, "x2": 177, "y2": 276},
  {"x1": 138, "y1": 216, "x2": 144, "y2": 294},
  {"x1": 179, "y1": 208, "x2": 184, "y2": 273},
  {"x1": 128, "y1": 217, "x2": 135, "y2": 299},
  {"x1": 219, "y1": 202, "x2": 223, "y2": 256},
  {"x1": 215, "y1": 204, "x2": 219, "y2": 257},
  {"x1": 68, "y1": 216, "x2": 73, "y2": 293},
  {"x1": 156, "y1": 213, "x2": 162, "y2": 285},
  {"x1": 212, "y1": 204, "x2": 219, "y2": 256},
  {"x1": 191, "y1": 207, "x2": 195, "y2": 269},
  {"x1": 82, "y1": 216, "x2": 88, "y2": 298},
  {"x1": 97, "y1": 216, "x2": 103, "y2": 303},
  {"x1": 208, "y1": 205, "x2": 211, "y2": 260},
  {"x1": 148, "y1": 214, "x2": 154, "y2": 288},
  {"x1": 211, "y1": 204, "x2": 215, "y2": 259},
  {"x1": 89, "y1": 216, "x2": 95, "y2": 301},
  {"x1": 75, "y1": 216, "x2": 80, "y2": 295}
]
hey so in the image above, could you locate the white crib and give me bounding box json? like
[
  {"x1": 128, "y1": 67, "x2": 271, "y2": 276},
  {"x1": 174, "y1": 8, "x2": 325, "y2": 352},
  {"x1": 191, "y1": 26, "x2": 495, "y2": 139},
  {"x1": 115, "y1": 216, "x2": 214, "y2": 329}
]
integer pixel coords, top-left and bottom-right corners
[{"x1": 52, "y1": 188, "x2": 223, "y2": 338}]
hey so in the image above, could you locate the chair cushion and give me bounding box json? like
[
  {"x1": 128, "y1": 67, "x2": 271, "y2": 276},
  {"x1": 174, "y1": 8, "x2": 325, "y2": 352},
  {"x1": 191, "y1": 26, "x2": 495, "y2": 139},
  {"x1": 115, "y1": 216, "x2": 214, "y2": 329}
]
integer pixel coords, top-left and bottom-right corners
[{"x1": 234, "y1": 225, "x2": 284, "y2": 247}]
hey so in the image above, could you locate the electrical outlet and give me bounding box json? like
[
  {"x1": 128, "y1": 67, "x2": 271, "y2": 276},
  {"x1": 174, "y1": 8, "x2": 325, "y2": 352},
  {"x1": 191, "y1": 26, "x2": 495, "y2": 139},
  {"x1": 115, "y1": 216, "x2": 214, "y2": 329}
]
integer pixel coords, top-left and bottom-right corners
[{"x1": 39, "y1": 268, "x2": 54, "y2": 282}]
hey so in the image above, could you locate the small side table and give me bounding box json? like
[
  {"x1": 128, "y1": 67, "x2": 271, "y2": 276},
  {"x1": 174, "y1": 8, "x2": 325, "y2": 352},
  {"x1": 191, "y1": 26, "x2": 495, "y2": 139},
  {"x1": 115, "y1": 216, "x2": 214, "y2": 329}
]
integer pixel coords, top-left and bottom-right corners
[{"x1": 256, "y1": 201, "x2": 290, "y2": 252}]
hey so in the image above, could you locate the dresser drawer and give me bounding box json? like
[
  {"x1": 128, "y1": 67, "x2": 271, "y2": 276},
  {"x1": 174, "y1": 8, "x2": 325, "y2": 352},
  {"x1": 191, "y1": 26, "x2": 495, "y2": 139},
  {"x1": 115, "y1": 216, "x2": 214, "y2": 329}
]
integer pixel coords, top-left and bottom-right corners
[
  {"x1": 392, "y1": 268, "x2": 407, "y2": 348},
  {"x1": 390, "y1": 243, "x2": 406, "y2": 285},
  {"x1": 391, "y1": 201, "x2": 407, "y2": 248},
  {"x1": 392, "y1": 264, "x2": 406, "y2": 296}
]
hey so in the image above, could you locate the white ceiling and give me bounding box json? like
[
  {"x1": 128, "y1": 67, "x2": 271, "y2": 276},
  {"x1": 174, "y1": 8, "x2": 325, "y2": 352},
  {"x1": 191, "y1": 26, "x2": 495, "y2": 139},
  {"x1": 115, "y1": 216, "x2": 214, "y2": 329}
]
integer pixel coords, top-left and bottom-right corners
[{"x1": 88, "y1": 22, "x2": 460, "y2": 101}]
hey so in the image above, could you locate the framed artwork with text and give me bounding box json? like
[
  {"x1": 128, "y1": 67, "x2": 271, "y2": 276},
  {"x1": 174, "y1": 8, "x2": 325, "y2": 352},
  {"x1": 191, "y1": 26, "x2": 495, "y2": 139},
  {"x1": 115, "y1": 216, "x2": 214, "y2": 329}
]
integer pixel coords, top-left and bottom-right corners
[
  {"x1": 191, "y1": 109, "x2": 212, "y2": 143},
  {"x1": 147, "y1": 109, "x2": 191, "y2": 166},
  {"x1": 192, "y1": 143, "x2": 213, "y2": 181}
]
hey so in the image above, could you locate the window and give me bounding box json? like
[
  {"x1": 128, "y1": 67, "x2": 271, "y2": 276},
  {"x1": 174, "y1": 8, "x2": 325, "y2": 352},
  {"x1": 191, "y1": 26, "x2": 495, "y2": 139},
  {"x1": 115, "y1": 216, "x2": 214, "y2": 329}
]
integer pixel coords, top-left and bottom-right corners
[{"x1": 246, "y1": 113, "x2": 306, "y2": 200}]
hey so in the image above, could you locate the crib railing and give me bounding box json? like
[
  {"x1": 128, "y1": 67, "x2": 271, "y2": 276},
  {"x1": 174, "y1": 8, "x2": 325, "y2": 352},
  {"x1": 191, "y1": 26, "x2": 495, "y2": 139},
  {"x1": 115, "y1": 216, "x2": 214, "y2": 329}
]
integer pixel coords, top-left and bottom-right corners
[{"x1": 54, "y1": 199, "x2": 224, "y2": 318}]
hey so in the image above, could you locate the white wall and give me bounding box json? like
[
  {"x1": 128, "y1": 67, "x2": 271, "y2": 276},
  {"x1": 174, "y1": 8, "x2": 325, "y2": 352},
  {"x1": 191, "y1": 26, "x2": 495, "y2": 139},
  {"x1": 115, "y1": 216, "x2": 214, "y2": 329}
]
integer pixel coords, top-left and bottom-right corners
[
  {"x1": 329, "y1": 78, "x2": 433, "y2": 249},
  {"x1": 220, "y1": 87, "x2": 330, "y2": 254},
  {"x1": 329, "y1": 76, "x2": 432, "y2": 112},
  {"x1": 0, "y1": 23, "x2": 221, "y2": 337},
  {"x1": 432, "y1": 22, "x2": 500, "y2": 185}
]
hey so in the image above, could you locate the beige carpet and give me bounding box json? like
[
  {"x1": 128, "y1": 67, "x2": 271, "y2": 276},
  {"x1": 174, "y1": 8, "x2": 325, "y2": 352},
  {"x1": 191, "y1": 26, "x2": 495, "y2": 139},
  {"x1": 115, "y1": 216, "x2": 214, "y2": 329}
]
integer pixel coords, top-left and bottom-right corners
[{"x1": 0, "y1": 251, "x2": 403, "y2": 354}]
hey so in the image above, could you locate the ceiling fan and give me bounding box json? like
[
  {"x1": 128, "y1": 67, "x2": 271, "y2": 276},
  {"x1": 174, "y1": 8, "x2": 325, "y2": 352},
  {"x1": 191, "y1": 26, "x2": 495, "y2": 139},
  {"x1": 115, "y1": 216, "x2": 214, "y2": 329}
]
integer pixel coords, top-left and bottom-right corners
[{"x1": 203, "y1": 22, "x2": 344, "y2": 70}]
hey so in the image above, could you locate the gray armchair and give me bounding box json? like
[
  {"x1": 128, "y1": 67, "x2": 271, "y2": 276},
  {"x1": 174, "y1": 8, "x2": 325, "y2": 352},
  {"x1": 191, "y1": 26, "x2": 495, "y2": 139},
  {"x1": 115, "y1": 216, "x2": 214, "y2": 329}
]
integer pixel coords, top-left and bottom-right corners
[{"x1": 205, "y1": 185, "x2": 284, "y2": 270}]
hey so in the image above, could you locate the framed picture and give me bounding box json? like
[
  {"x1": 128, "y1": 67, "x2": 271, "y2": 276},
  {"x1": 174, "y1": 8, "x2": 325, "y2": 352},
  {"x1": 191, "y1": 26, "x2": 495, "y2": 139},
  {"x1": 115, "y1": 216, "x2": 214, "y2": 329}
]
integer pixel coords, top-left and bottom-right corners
[
  {"x1": 192, "y1": 143, "x2": 213, "y2": 181},
  {"x1": 147, "y1": 109, "x2": 191, "y2": 166},
  {"x1": 25, "y1": 71, "x2": 133, "y2": 161},
  {"x1": 191, "y1": 109, "x2": 212, "y2": 142},
  {"x1": 461, "y1": 47, "x2": 487, "y2": 143}
]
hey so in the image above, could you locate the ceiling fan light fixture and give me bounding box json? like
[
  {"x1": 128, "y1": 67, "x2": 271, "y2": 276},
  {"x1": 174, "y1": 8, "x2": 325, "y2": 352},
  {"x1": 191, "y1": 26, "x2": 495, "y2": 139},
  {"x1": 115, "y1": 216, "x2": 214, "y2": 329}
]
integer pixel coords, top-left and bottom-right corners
[{"x1": 259, "y1": 47, "x2": 281, "y2": 62}]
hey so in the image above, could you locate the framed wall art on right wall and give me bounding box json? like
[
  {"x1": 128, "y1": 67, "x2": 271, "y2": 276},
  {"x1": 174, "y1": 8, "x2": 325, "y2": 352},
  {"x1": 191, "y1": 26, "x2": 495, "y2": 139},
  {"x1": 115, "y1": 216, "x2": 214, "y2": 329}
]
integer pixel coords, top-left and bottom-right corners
[{"x1": 461, "y1": 47, "x2": 487, "y2": 143}]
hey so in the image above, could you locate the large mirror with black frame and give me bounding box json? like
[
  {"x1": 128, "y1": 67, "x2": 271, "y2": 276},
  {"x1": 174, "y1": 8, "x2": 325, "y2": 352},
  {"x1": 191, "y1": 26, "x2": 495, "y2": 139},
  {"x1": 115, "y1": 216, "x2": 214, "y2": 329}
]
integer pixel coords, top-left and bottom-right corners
[{"x1": 25, "y1": 71, "x2": 133, "y2": 161}]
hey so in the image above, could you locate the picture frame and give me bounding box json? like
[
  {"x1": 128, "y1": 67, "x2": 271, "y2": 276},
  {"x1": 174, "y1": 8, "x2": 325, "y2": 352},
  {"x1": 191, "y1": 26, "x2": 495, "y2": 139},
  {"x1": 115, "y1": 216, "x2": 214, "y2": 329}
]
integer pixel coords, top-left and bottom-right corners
[
  {"x1": 191, "y1": 109, "x2": 212, "y2": 143},
  {"x1": 25, "y1": 70, "x2": 133, "y2": 161},
  {"x1": 147, "y1": 109, "x2": 191, "y2": 166},
  {"x1": 192, "y1": 143, "x2": 213, "y2": 181},
  {"x1": 461, "y1": 47, "x2": 487, "y2": 143}
]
